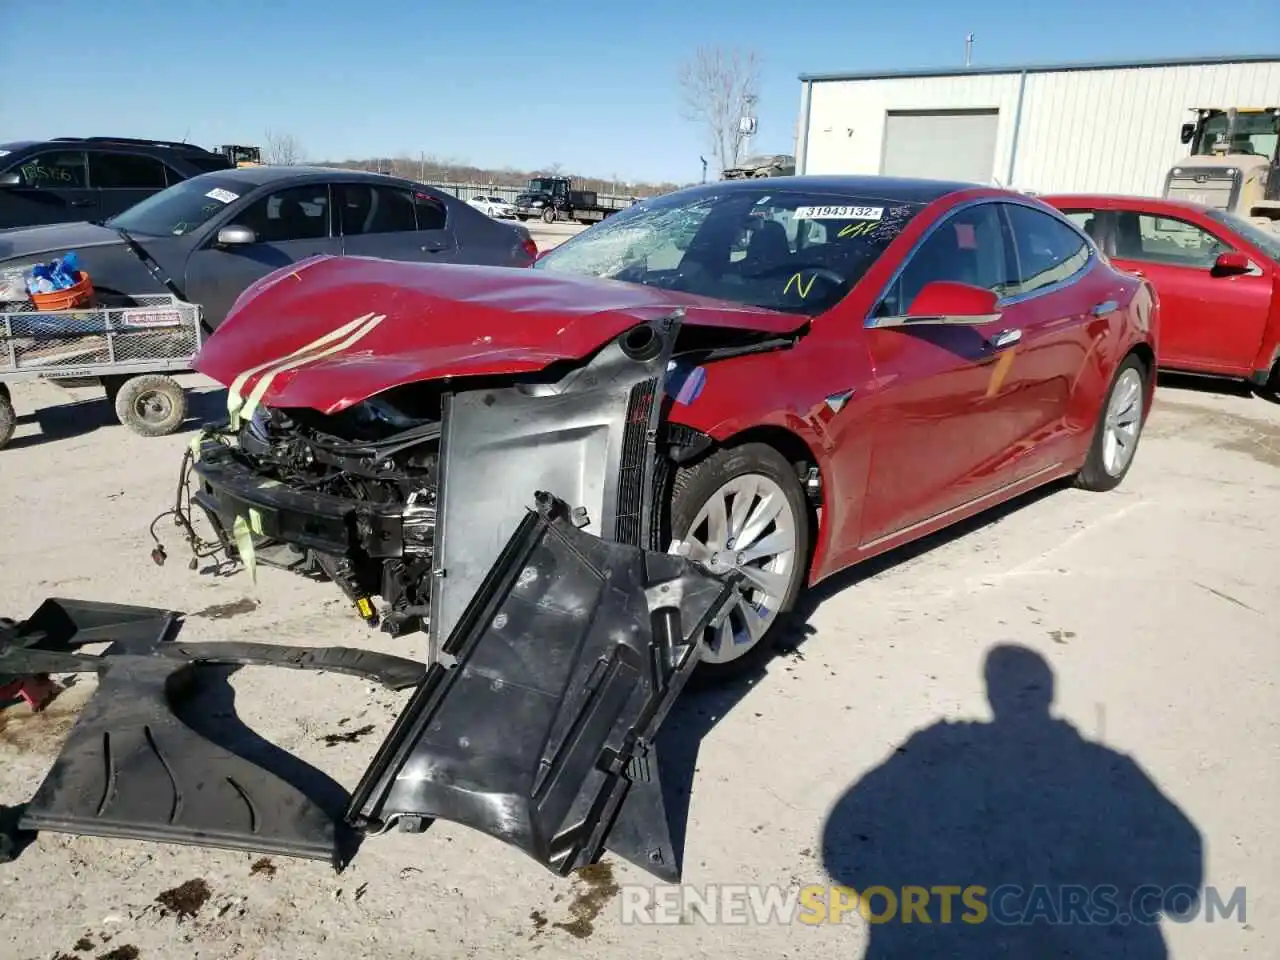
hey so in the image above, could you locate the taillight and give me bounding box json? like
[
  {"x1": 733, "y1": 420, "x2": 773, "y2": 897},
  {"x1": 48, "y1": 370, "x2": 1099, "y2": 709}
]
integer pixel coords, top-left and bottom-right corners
[{"x1": 521, "y1": 236, "x2": 538, "y2": 263}]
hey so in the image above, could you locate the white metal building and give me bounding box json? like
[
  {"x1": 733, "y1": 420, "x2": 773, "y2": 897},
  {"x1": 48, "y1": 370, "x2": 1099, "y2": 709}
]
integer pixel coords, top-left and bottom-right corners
[{"x1": 795, "y1": 54, "x2": 1280, "y2": 195}]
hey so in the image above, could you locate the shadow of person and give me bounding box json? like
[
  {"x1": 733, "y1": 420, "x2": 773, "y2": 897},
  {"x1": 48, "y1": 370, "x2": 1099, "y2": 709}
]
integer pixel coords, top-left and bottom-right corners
[{"x1": 821, "y1": 644, "x2": 1203, "y2": 959}]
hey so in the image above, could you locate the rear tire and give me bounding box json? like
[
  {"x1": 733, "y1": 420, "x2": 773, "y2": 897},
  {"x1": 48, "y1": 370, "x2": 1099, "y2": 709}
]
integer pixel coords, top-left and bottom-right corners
[
  {"x1": 114, "y1": 374, "x2": 188, "y2": 437},
  {"x1": 1256, "y1": 359, "x2": 1280, "y2": 401},
  {"x1": 668, "y1": 443, "x2": 810, "y2": 683},
  {"x1": 0, "y1": 385, "x2": 14, "y2": 450},
  {"x1": 1075, "y1": 353, "x2": 1148, "y2": 492}
]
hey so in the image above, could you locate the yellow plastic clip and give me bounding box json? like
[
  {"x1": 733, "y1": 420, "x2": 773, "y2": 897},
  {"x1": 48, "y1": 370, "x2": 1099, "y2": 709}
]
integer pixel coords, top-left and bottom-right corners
[{"x1": 231, "y1": 514, "x2": 257, "y2": 586}]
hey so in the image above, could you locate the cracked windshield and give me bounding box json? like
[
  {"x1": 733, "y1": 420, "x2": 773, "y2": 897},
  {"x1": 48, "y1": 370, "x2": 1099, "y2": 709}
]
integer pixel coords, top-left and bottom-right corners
[{"x1": 533, "y1": 188, "x2": 925, "y2": 315}]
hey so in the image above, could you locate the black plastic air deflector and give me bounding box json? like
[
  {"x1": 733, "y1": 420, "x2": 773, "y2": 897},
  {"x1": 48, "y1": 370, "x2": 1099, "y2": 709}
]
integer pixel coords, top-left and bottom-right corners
[
  {"x1": 6, "y1": 598, "x2": 425, "y2": 867},
  {"x1": 347, "y1": 492, "x2": 738, "y2": 881}
]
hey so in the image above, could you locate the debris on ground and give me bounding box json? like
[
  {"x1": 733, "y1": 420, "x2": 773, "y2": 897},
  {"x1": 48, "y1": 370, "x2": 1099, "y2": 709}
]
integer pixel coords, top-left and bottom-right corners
[
  {"x1": 190, "y1": 598, "x2": 260, "y2": 620},
  {"x1": 154, "y1": 878, "x2": 212, "y2": 920},
  {"x1": 319, "y1": 723, "x2": 375, "y2": 746},
  {"x1": 551, "y1": 862, "x2": 620, "y2": 939},
  {"x1": 249, "y1": 857, "x2": 276, "y2": 878}
]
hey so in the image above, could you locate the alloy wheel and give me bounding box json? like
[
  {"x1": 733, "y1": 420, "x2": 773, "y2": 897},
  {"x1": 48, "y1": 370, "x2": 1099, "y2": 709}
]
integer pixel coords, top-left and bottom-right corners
[
  {"x1": 1102, "y1": 367, "x2": 1144, "y2": 476},
  {"x1": 674, "y1": 473, "x2": 799, "y2": 664}
]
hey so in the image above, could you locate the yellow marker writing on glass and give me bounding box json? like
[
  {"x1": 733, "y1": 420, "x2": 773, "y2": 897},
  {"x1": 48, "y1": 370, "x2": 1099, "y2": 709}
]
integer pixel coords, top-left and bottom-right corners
[
  {"x1": 785, "y1": 272, "x2": 816, "y2": 298},
  {"x1": 838, "y1": 221, "x2": 875, "y2": 238}
]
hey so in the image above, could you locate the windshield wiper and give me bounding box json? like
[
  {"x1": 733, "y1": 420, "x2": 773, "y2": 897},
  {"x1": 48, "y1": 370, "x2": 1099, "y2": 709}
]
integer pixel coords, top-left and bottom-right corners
[{"x1": 111, "y1": 226, "x2": 186, "y2": 301}]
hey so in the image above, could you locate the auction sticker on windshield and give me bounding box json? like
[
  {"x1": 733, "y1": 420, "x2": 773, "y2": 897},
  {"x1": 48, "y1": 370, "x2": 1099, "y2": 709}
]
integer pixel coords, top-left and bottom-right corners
[
  {"x1": 795, "y1": 205, "x2": 883, "y2": 221},
  {"x1": 205, "y1": 188, "x2": 240, "y2": 204}
]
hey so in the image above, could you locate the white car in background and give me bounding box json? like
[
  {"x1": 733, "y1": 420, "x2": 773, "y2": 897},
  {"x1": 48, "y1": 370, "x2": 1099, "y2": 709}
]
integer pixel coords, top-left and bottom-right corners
[{"x1": 468, "y1": 195, "x2": 516, "y2": 219}]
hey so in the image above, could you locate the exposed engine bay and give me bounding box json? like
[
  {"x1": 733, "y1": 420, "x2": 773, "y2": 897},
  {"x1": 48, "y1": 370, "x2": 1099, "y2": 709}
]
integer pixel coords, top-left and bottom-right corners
[
  {"x1": 155, "y1": 314, "x2": 800, "y2": 663},
  {"x1": 210, "y1": 387, "x2": 445, "y2": 637}
]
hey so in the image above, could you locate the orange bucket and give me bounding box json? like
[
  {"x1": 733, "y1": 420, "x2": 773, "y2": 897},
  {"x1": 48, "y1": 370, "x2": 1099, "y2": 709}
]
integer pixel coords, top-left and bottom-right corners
[{"x1": 30, "y1": 271, "x2": 95, "y2": 312}]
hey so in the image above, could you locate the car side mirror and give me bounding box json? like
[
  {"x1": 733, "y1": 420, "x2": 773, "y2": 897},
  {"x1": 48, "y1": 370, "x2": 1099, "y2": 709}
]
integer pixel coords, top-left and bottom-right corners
[
  {"x1": 868, "y1": 280, "x2": 1003, "y2": 329},
  {"x1": 1180, "y1": 122, "x2": 1196, "y2": 145},
  {"x1": 1212, "y1": 250, "x2": 1252, "y2": 276},
  {"x1": 0, "y1": 172, "x2": 22, "y2": 188},
  {"x1": 216, "y1": 225, "x2": 257, "y2": 246}
]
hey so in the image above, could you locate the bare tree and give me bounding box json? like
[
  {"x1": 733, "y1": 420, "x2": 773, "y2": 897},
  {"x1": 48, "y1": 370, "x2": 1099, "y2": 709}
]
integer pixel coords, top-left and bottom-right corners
[
  {"x1": 677, "y1": 46, "x2": 762, "y2": 175},
  {"x1": 263, "y1": 130, "x2": 304, "y2": 166}
]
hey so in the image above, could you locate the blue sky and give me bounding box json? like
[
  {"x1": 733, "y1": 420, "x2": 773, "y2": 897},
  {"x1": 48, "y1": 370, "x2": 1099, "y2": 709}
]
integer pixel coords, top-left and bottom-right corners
[{"x1": 3, "y1": 0, "x2": 1277, "y2": 185}]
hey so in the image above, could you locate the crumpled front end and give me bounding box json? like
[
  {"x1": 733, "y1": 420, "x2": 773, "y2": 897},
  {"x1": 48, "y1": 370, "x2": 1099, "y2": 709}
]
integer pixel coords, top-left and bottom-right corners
[{"x1": 174, "y1": 312, "x2": 731, "y2": 648}]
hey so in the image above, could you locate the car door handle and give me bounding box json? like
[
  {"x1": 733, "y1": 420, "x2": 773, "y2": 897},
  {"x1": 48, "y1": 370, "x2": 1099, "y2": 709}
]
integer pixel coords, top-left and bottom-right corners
[
  {"x1": 420, "y1": 244, "x2": 445, "y2": 253},
  {"x1": 70, "y1": 199, "x2": 96, "y2": 208},
  {"x1": 986, "y1": 328, "x2": 1022, "y2": 350},
  {"x1": 1091, "y1": 300, "x2": 1119, "y2": 316}
]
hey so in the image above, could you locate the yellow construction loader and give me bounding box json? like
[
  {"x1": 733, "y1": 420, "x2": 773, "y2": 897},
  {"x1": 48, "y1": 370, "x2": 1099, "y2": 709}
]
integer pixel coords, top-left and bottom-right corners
[{"x1": 1164, "y1": 107, "x2": 1280, "y2": 231}]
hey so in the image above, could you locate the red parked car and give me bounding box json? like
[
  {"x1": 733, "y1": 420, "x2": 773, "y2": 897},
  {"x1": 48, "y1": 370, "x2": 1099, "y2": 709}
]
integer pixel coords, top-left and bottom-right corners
[
  {"x1": 1042, "y1": 193, "x2": 1280, "y2": 391},
  {"x1": 182, "y1": 176, "x2": 1158, "y2": 681}
]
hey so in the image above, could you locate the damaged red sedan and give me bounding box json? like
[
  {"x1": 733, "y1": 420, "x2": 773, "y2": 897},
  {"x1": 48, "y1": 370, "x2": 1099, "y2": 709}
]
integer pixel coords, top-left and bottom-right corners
[{"x1": 180, "y1": 176, "x2": 1159, "y2": 680}]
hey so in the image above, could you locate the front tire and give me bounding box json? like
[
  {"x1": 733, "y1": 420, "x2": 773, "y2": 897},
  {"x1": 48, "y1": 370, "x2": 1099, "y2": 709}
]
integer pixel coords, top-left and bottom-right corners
[
  {"x1": 668, "y1": 443, "x2": 810, "y2": 682},
  {"x1": 1075, "y1": 353, "x2": 1148, "y2": 492}
]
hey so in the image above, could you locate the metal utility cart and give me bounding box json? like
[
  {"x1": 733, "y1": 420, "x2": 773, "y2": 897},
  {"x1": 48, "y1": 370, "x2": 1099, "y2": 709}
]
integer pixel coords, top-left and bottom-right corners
[{"x1": 0, "y1": 295, "x2": 203, "y2": 450}]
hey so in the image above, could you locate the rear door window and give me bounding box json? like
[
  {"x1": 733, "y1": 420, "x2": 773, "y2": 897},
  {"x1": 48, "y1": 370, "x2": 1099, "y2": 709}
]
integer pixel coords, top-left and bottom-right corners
[
  {"x1": 337, "y1": 184, "x2": 419, "y2": 235},
  {"x1": 87, "y1": 152, "x2": 171, "y2": 189},
  {"x1": 1001, "y1": 203, "x2": 1092, "y2": 297},
  {"x1": 1060, "y1": 209, "x2": 1099, "y2": 238},
  {"x1": 414, "y1": 191, "x2": 448, "y2": 231}
]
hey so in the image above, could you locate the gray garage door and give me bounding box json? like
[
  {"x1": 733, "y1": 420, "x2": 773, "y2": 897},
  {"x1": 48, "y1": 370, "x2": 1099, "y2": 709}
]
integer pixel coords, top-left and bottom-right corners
[{"x1": 880, "y1": 109, "x2": 999, "y2": 184}]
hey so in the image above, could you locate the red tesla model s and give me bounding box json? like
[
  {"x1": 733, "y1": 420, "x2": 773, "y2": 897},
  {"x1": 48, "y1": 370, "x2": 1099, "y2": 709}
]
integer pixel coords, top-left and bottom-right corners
[{"x1": 184, "y1": 176, "x2": 1159, "y2": 679}]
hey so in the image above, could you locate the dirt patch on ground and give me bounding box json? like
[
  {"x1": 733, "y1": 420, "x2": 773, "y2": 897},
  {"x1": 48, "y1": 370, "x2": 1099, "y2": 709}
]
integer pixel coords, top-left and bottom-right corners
[
  {"x1": 155, "y1": 878, "x2": 212, "y2": 920},
  {"x1": 319, "y1": 723, "x2": 375, "y2": 746},
  {"x1": 250, "y1": 856, "x2": 277, "y2": 878},
  {"x1": 190, "y1": 597, "x2": 260, "y2": 619},
  {"x1": 1149, "y1": 399, "x2": 1280, "y2": 468},
  {"x1": 0, "y1": 699, "x2": 82, "y2": 754},
  {"x1": 551, "y1": 862, "x2": 620, "y2": 939}
]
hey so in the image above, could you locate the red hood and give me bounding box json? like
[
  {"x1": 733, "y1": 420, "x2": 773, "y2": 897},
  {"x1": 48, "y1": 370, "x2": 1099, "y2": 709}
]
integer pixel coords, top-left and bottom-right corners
[{"x1": 196, "y1": 254, "x2": 806, "y2": 414}]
